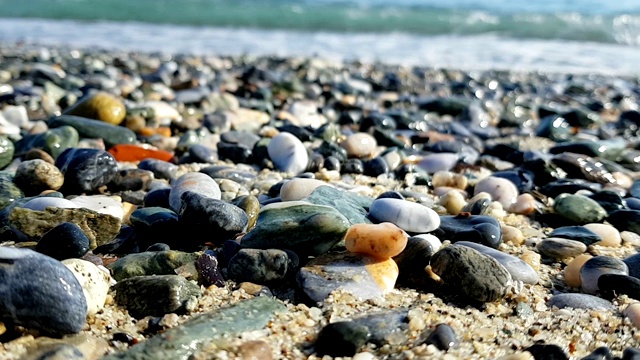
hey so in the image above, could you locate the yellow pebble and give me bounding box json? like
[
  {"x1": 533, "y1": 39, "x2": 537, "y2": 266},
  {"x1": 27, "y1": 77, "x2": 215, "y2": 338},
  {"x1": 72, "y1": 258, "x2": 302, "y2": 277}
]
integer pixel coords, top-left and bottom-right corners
[
  {"x1": 345, "y1": 222, "x2": 408, "y2": 259},
  {"x1": 501, "y1": 225, "x2": 524, "y2": 246},
  {"x1": 564, "y1": 254, "x2": 593, "y2": 288},
  {"x1": 583, "y1": 223, "x2": 621, "y2": 247}
]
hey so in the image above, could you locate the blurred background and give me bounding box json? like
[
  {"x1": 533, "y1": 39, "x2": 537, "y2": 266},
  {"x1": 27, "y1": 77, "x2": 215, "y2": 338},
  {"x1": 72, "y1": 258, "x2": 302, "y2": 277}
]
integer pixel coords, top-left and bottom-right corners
[{"x1": 1, "y1": 0, "x2": 640, "y2": 74}]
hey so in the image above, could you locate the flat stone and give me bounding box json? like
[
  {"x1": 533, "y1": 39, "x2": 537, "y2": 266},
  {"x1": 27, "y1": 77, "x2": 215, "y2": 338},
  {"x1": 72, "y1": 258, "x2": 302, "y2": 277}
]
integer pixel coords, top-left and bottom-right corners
[
  {"x1": 21, "y1": 197, "x2": 79, "y2": 211},
  {"x1": 0, "y1": 247, "x2": 87, "y2": 336},
  {"x1": 456, "y1": 241, "x2": 539, "y2": 284},
  {"x1": 106, "y1": 250, "x2": 200, "y2": 281},
  {"x1": 63, "y1": 258, "x2": 112, "y2": 316},
  {"x1": 536, "y1": 237, "x2": 587, "y2": 260},
  {"x1": 547, "y1": 293, "x2": 615, "y2": 311},
  {"x1": 433, "y1": 214, "x2": 502, "y2": 249},
  {"x1": 304, "y1": 185, "x2": 372, "y2": 225},
  {"x1": 114, "y1": 275, "x2": 201, "y2": 318},
  {"x1": 169, "y1": 172, "x2": 221, "y2": 213},
  {"x1": 297, "y1": 252, "x2": 398, "y2": 303},
  {"x1": 70, "y1": 195, "x2": 124, "y2": 220},
  {"x1": 580, "y1": 256, "x2": 628, "y2": 294},
  {"x1": 50, "y1": 115, "x2": 136, "y2": 149},
  {"x1": 10, "y1": 207, "x2": 121, "y2": 249},
  {"x1": 103, "y1": 297, "x2": 285, "y2": 360},
  {"x1": 548, "y1": 226, "x2": 602, "y2": 246},
  {"x1": 430, "y1": 245, "x2": 512, "y2": 303},
  {"x1": 241, "y1": 201, "x2": 350, "y2": 257},
  {"x1": 369, "y1": 198, "x2": 440, "y2": 233},
  {"x1": 553, "y1": 193, "x2": 607, "y2": 224}
]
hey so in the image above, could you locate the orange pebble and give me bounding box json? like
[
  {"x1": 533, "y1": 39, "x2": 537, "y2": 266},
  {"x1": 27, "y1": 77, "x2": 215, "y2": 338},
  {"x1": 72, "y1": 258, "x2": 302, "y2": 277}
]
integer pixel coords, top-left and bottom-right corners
[
  {"x1": 345, "y1": 222, "x2": 408, "y2": 259},
  {"x1": 108, "y1": 144, "x2": 174, "y2": 162},
  {"x1": 138, "y1": 126, "x2": 172, "y2": 137}
]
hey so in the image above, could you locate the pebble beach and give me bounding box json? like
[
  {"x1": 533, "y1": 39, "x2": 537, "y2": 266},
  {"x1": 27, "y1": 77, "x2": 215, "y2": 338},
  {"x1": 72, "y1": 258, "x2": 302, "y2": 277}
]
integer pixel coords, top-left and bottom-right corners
[{"x1": 2, "y1": 42, "x2": 640, "y2": 360}]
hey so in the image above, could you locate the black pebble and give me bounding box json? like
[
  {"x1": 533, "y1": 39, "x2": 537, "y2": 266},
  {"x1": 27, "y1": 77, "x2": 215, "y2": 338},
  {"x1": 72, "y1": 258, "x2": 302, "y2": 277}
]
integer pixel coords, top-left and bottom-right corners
[
  {"x1": 143, "y1": 187, "x2": 171, "y2": 209},
  {"x1": 363, "y1": 157, "x2": 389, "y2": 177},
  {"x1": 580, "y1": 346, "x2": 612, "y2": 360},
  {"x1": 323, "y1": 156, "x2": 341, "y2": 171},
  {"x1": 525, "y1": 344, "x2": 569, "y2": 360},
  {"x1": 314, "y1": 321, "x2": 370, "y2": 357},
  {"x1": 342, "y1": 159, "x2": 364, "y2": 174},
  {"x1": 377, "y1": 191, "x2": 404, "y2": 200},
  {"x1": 623, "y1": 347, "x2": 640, "y2": 360},
  {"x1": 426, "y1": 323, "x2": 458, "y2": 350},
  {"x1": 36, "y1": 222, "x2": 90, "y2": 260}
]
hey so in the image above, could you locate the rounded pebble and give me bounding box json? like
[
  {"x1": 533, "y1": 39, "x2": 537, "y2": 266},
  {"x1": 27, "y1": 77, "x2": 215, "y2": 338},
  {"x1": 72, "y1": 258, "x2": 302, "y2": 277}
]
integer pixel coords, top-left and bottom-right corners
[
  {"x1": 62, "y1": 258, "x2": 112, "y2": 316},
  {"x1": 280, "y1": 178, "x2": 330, "y2": 202},
  {"x1": 267, "y1": 132, "x2": 309, "y2": 175},
  {"x1": 340, "y1": 132, "x2": 377, "y2": 158},
  {"x1": 580, "y1": 256, "x2": 629, "y2": 294},
  {"x1": 369, "y1": 198, "x2": 440, "y2": 233},
  {"x1": 583, "y1": 223, "x2": 622, "y2": 247},
  {"x1": 564, "y1": 254, "x2": 593, "y2": 288},
  {"x1": 345, "y1": 222, "x2": 409, "y2": 259},
  {"x1": 168, "y1": 172, "x2": 221, "y2": 212},
  {"x1": 474, "y1": 176, "x2": 519, "y2": 209}
]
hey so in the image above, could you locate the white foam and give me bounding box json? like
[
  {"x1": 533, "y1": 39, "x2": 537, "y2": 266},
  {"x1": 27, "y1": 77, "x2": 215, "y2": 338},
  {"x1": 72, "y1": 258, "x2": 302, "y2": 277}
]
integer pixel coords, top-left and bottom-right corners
[{"x1": 1, "y1": 17, "x2": 640, "y2": 75}]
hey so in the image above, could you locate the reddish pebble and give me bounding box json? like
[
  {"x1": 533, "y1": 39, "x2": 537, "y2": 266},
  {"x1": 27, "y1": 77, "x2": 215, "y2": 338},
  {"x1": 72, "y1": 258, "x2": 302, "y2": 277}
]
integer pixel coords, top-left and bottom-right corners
[{"x1": 108, "y1": 144, "x2": 174, "y2": 162}]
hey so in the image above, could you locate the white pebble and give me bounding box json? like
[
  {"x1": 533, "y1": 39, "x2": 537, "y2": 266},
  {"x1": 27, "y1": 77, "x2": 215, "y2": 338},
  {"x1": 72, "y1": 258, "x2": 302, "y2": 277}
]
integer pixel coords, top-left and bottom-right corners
[
  {"x1": 352, "y1": 352, "x2": 376, "y2": 360},
  {"x1": 21, "y1": 197, "x2": 80, "y2": 211},
  {"x1": 70, "y1": 195, "x2": 124, "y2": 220},
  {"x1": 369, "y1": 198, "x2": 440, "y2": 233},
  {"x1": 169, "y1": 172, "x2": 222, "y2": 212},
  {"x1": 340, "y1": 132, "x2": 377, "y2": 158},
  {"x1": 63, "y1": 258, "x2": 112, "y2": 316},
  {"x1": 474, "y1": 176, "x2": 519, "y2": 209},
  {"x1": 267, "y1": 132, "x2": 309, "y2": 175},
  {"x1": 439, "y1": 189, "x2": 467, "y2": 215},
  {"x1": 280, "y1": 178, "x2": 331, "y2": 201},
  {"x1": 583, "y1": 223, "x2": 621, "y2": 247}
]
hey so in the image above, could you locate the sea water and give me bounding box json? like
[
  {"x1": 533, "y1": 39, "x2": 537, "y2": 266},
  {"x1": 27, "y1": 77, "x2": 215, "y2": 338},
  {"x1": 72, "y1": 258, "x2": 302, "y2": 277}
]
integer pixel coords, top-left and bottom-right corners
[{"x1": 1, "y1": 0, "x2": 640, "y2": 75}]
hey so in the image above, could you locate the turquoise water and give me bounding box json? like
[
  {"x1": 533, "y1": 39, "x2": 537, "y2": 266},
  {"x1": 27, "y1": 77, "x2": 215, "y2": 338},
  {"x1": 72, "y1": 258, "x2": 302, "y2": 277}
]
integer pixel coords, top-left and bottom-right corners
[
  {"x1": 1, "y1": 0, "x2": 640, "y2": 74},
  {"x1": 1, "y1": 0, "x2": 640, "y2": 45}
]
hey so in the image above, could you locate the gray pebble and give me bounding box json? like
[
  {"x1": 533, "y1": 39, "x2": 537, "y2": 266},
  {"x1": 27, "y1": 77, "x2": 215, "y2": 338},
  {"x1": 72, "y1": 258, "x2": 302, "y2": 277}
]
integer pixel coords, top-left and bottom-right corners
[
  {"x1": 580, "y1": 256, "x2": 629, "y2": 295},
  {"x1": 536, "y1": 237, "x2": 587, "y2": 259}
]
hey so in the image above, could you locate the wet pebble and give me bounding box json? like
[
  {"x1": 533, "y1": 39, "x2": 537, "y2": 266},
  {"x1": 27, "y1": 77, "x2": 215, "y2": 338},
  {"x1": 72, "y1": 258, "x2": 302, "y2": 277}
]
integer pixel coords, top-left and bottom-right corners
[
  {"x1": 345, "y1": 222, "x2": 408, "y2": 258},
  {"x1": 13, "y1": 159, "x2": 64, "y2": 195},
  {"x1": 434, "y1": 214, "x2": 502, "y2": 249},
  {"x1": 168, "y1": 172, "x2": 221, "y2": 213},
  {"x1": 55, "y1": 148, "x2": 118, "y2": 193},
  {"x1": 35, "y1": 222, "x2": 91, "y2": 260}
]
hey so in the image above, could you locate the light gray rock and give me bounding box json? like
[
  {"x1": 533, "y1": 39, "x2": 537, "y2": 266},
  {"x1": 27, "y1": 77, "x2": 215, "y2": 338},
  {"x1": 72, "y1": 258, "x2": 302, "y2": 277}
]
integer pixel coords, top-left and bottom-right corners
[{"x1": 369, "y1": 198, "x2": 440, "y2": 233}]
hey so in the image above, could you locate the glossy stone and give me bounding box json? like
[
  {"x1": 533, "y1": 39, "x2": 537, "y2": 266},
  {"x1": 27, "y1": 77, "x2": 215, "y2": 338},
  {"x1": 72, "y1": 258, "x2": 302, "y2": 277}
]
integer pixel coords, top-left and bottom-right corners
[
  {"x1": 50, "y1": 115, "x2": 136, "y2": 149},
  {"x1": 456, "y1": 241, "x2": 539, "y2": 284},
  {"x1": 169, "y1": 172, "x2": 221, "y2": 213},
  {"x1": 547, "y1": 293, "x2": 615, "y2": 311},
  {"x1": 580, "y1": 256, "x2": 629, "y2": 294},
  {"x1": 548, "y1": 226, "x2": 602, "y2": 246},
  {"x1": 433, "y1": 214, "x2": 502, "y2": 249},
  {"x1": 267, "y1": 132, "x2": 308, "y2": 175},
  {"x1": 369, "y1": 198, "x2": 440, "y2": 233},
  {"x1": 107, "y1": 250, "x2": 199, "y2": 281},
  {"x1": 553, "y1": 193, "x2": 607, "y2": 225},
  {"x1": 36, "y1": 222, "x2": 91, "y2": 260},
  {"x1": 55, "y1": 148, "x2": 118, "y2": 193},
  {"x1": 345, "y1": 222, "x2": 408, "y2": 259},
  {"x1": 62, "y1": 91, "x2": 126, "y2": 125}
]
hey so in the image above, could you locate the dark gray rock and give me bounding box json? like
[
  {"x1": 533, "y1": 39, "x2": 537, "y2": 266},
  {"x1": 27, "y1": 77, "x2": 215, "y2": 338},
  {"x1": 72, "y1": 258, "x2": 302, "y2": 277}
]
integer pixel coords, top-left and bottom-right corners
[
  {"x1": 433, "y1": 214, "x2": 502, "y2": 249},
  {"x1": 525, "y1": 343, "x2": 569, "y2": 360},
  {"x1": 599, "y1": 274, "x2": 640, "y2": 301},
  {"x1": 425, "y1": 323, "x2": 458, "y2": 350},
  {"x1": 55, "y1": 148, "x2": 118, "y2": 194},
  {"x1": 580, "y1": 256, "x2": 628, "y2": 294},
  {"x1": 314, "y1": 321, "x2": 369, "y2": 357},
  {"x1": 548, "y1": 226, "x2": 602, "y2": 246},
  {"x1": 0, "y1": 247, "x2": 87, "y2": 336},
  {"x1": 35, "y1": 222, "x2": 90, "y2": 260},
  {"x1": 580, "y1": 346, "x2": 612, "y2": 360},
  {"x1": 107, "y1": 250, "x2": 199, "y2": 281},
  {"x1": 114, "y1": 275, "x2": 201, "y2": 318},
  {"x1": 456, "y1": 241, "x2": 539, "y2": 284},
  {"x1": 227, "y1": 248, "x2": 297, "y2": 284},
  {"x1": 547, "y1": 293, "x2": 615, "y2": 311}
]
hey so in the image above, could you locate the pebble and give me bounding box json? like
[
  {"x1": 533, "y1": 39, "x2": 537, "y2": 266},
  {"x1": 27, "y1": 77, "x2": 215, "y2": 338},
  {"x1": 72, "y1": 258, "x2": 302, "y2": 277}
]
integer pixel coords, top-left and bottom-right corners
[
  {"x1": 340, "y1": 132, "x2": 377, "y2": 158},
  {"x1": 279, "y1": 178, "x2": 330, "y2": 201},
  {"x1": 50, "y1": 115, "x2": 136, "y2": 149},
  {"x1": 21, "y1": 196, "x2": 80, "y2": 211},
  {"x1": 0, "y1": 247, "x2": 87, "y2": 336},
  {"x1": 393, "y1": 235, "x2": 436, "y2": 285},
  {"x1": 345, "y1": 222, "x2": 409, "y2": 258},
  {"x1": 267, "y1": 132, "x2": 308, "y2": 175},
  {"x1": 583, "y1": 223, "x2": 622, "y2": 247},
  {"x1": 70, "y1": 195, "x2": 125, "y2": 220},
  {"x1": 598, "y1": 274, "x2": 640, "y2": 301},
  {"x1": 524, "y1": 343, "x2": 569, "y2": 360},
  {"x1": 425, "y1": 323, "x2": 458, "y2": 350},
  {"x1": 607, "y1": 209, "x2": 640, "y2": 235},
  {"x1": 227, "y1": 248, "x2": 297, "y2": 284},
  {"x1": 502, "y1": 224, "x2": 525, "y2": 245},
  {"x1": 536, "y1": 237, "x2": 587, "y2": 259},
  {"x1": 13, "y1": 159, "x2": 65, "y2": 195},
  {"x1": 418, "y1": 153, "x2": 459, "y2": 173},
  {"x1": 19, "y1": 334, "x2": 109, "y2": 360},
  {"x1": 304, "y1": 185, "x2": 372, "y2": 225},
  {"x1": 456, "y1": 241, "x2": 539, "y2": 284},
  {"x1": 547, "y1": 293, "x2": 615, "y2": 311},
  {"x1": 106, "y1": 250, "x2": 199, "y2": 281},
  {"x1": 36, "y1": 222, "x2": 91, "y2": 260},
  {"x1": 548, "y1": 226, "x2": 602, "y2": 246},
  {"x1": 430, "y1": 245, "x2": 512, "y2": 303},
  {"x1": 369, "y1": 198, "x2": 440, "y2": 233},
  {"x1": 114, "y1": 275, "x2": 201, "y2": 318},
  {"x1": 62, "y1": 258, "x2": 112, "y2": 316},
  {"x1": 474, "y1": 176, "x2": 519, "y2": 209},
  {"x1": 168, "y1": 172, "x2": 221, "y2": 213},
  {"x1": 241, "y1": 201, "x2": 350, "y2": 257},
  {"x1": 238, "y1": 340, "x2": 273, "y2": 360},
  {"x1": 624, "y1": 253, "x2": 640, "y2": 279},
  {"x1": 624, "y1": 303, "x2": 640, "y2": 329},
  {"x1": 432, "y1": 171, "x2": 468, "y2": 189},
  {"x1": 580, "y1": 346, "x2": 613, "y2": 360},
  {"x1": 195, "y1": 252, "x2": 225, "y2": 287},
  {"x1": 55, "y1": 148, "x2": 118, "y2": 193},
  {"x1": 63, "y1": 91, "x2": 126, "y2": 125},
  {"x1": 434, "y1": 214, "x2": 502, "y2": 249},
  {"x1": 314, "y1": 321, "x2": 370, "y2": 357},
  {"x1": 439, "y1": 189, "x2": 467, "y2": 215},
  {"x1": 580, "y1": 256, "x2": 629, "y2": 294},
  {"x1": 553, "y1": 193, "x2": 607, "y2": 224},
  {"x1": 564, "y1": 254, "x2": 593, "y2": 288},
  {"x1": 138, "y1": 158, "x2": 178, "y2": 180},
  {"x1": 509, "y1": 193, "x2": 537, "y2": 215},
  {"x1": 297, "y1": 252, "x2": 398, "y2": 302},
  {"x1": 623, "y1": 348, "x2": 640, "y2": 360}
]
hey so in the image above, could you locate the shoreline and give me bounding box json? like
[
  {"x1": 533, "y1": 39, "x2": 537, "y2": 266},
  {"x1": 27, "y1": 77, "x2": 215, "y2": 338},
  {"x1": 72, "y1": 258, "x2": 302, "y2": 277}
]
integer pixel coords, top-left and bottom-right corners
[{"x1": 1, "y1": 42, "x2": 640, "y2": 359}]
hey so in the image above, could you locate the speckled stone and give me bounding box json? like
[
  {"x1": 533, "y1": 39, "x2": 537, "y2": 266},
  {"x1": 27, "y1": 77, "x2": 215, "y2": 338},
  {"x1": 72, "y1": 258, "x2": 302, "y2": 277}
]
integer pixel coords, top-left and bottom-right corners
[
  {"x1": 580, "y1": 256, "x2": 629, "y2": 294},
  {"x1": 55, "y1": 148, "x2": 118, "y2": 194},
  {"x1": 456, "y1": 241, "x2": 539, "y2": 284},
  {"x1": 13, "y1": 159, "x2": 65, "y2": 195},
  {"x1": 0, "y1": 247, "x2": 87, "y2": 336},
  {"x1": 297, "y1": 252, "x2": 398, "y2": 303},
  {"x1": 106, "y1": 250, "x2": 200, "y2": 281},
  {"x1": 63, "y1": 258, "x2": 112, "y2": 316},
  {"x1": 369, "y1": 198, "x2": 440, "y2": 233},
  {"x1": 430, "y1": 245, "x2": 512, "y2": 303},
  {"x1": 345, "y1": 222, "x2": 408, "y2": 258},
  {"x1": 227, "y1": 248, "x2": 297, "y2": 284},
  {"x1": 114, "y1": 275, "x2": 201, "y2": 318}
]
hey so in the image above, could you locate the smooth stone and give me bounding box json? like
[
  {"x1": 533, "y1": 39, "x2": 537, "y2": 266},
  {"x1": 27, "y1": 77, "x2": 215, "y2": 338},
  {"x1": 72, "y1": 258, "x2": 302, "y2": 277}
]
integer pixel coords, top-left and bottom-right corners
[
  {"x1": 608, "y1": 209, "x2": 640, "y2": 235},
  {"x1": 589, "y1": 190, "x2": 627, "y2": 214},
  {"x1": 432, "y1": 171, "x2": 468, "y2": 190},
  {"x1": 417, "y1": 153, "x2": 459, "y2": 174},
  {"x1": 547, "y1": 293, "x2": 615, "y2": 311},
  {"x1": 345, "y1": 222, "x2": 409, "y2": 259},
  {"x1": 36, "y1": 222, "x2": 91, "y2": 260},
  {"x1": 624, "y1": 303, "x2": 640, "y2": 329},
  {"x1": 110, "y1": 169, "x2": 154, "y2": 192},
  {"x1": 509, "y1": 193, "x2": 537, "y2": 215},
  {"x1": 439, "y1": 189, "x2": 467, "y2": 215},
  {"x1": 178, "y1": 191, "x2": 248, "y2": 247},
  {"x1": 297, "y1": 252, "x2": 398, "y2": 302},
  {"x1": 267, "y1": 132, "x2": 308, "y2": 175},
  {"x1": 342, "y1": 158, "x2": 364, "y2": 174},
  {"x1": 70, "y1": 195, "x2": 124, "y2": 220},
  {"x1": 238, "y1": 340, "x2": 273, "y2": 360},
  {"x1": 63, "y1": 258, "x2": 112, "y2": 316},
  {"x1": 433, "y1": 214, "x2": 502, "y2": 249},
  {"x1": 393, "y1": 235, "x2": 436, "y2": 285},
  {"x1": 129, "y1": 207, "x2": 180, "y2": 249},
  {"x1": 241, "y1": 201, "x2": 350, "y2": 257},
  {"x1": 102, "y1": 297, "x2": 285, "y2": 360},
  {"x1": 340, "y1": 132, "x2": 377, "y2": 158},
  {"x1": 15, "y1": 126, "x2": 79, "y2": 159},
  {"x1": 598, "y1": 274, "x2": 640, "y2": 301},
  {"x1": 0, "y1": 136, "x2": 14, "y2": 169},
  {"x1": 623, "y1": 348, "x2": 640, "y2": 360},
  {"x1": 188, "y1": 144, "x2": 218, "y2": 164},
  {"x1": 13, "y1": 159, "x2": 65, "y2": 195},
  {"x1": 553, "y1": 193, "x2": 607, "y2": 224},
  {"x1": 280, "y1": 178, "x2": 330, "y2": 201},
  {"x1": 227, "y1": 248, "x2": 297, "y2": 284},
  {"x1": 315, "y1": 321, "x2": 370, "y2": 357},
  {"x1": 147, "y1": 243, "x2": 171, "y2": 252},
  {"x1": 304, "y1": 185, "x2": 372, "y2": 225},
  {"x1": 369, "y1": 198, "x2": 440, "y2": 233},
  {"x1": 0, "y1": 247, "x2": 87, "y2": 336},
  {"x1": 536, "y1": 238, "x2": 587, "y2": 259},
  {"x1": 195, "y1": 252, "x2": 225, "y2": 287},
  {"x1": 55, "y1": 148, "x2": 118, "y2": 193},
  {"x1": 564, "y1": 254, "x2": 593, "y2": 288},
  {"x1": 62, "y1": 92, "x2": 126, "y2": 125},
  {"x1": 106, "y1": 250, "x2": 200, "y2": 281},
  {"x1": 583, "y1": 223, "x2": 621, "y2": 247},
  {"x1": 474, "y1": 176, "x2": 519, "y2": 209},
  {"x1": 0, "y1": 172, "x2": 25, "y2": 211},
  {"x1": 456, "y1": 241, "x2": 539, "y2": 284},
  {"x1": 50, "y1": 115, "x2": 136, "y2": 149},
  {"x1": 548, "y1": 226, "x2": 602, "y2": 246},
  {"x1": 625, "y1": 253, "x2": 640, "y2": 279},
  {"x1": 22, "y1": 197, "x2": 80, "y2": 211},
  {"x1": 580, "y1": 256, "x2": 629, "y2": 294},
  {"x1": 10, "y1": 207, "x2": 121, "y2": 249},
  {"x1": 138, "y1": 159, "x2": 178, "y2": 180},
  {"x1": 19, "y1": 334, "x2": 109, "y2": 360},
  {"x1": 114, "y1": 275, "x2": 201, "y2": 318},
  {"x1": 142, "y1": 187, "x2": 170, "y2": 208},
  {"x1": 349, "y1": 310, "x2": 408, "y2": 345},
  {"x1": 580, "y1": 346, "x2": 613, "y2": 360},
  {"x1": 502, "y1": 225, "x2": 525, "y2": 245},
  {"x1": 169, "y1": 172, "x2": 221, "y2": 213},
  {"x1": 430, "y1": 245, "x2": 512, "y2": 303},
  {"x1": 425, "y1": 323, "x2": 458, "y2": 350},
  {"x1": 231, "y1": 195, "x2": 260, "y2": 230},
  {"x1": 524, "y1": 344, "x2": 569, "y2": 360}
]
